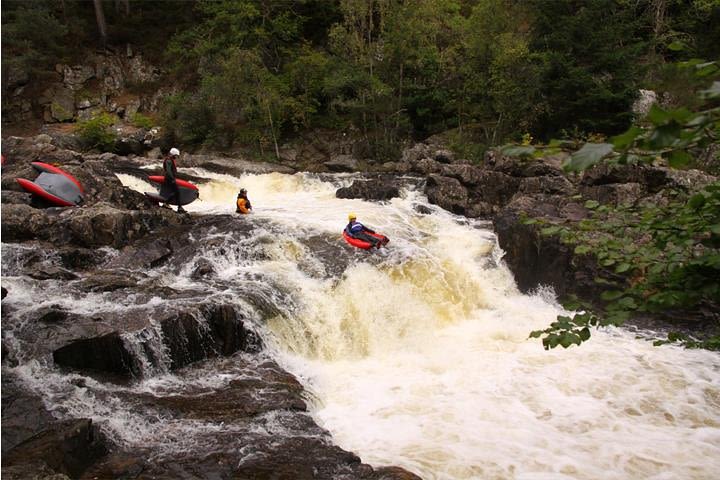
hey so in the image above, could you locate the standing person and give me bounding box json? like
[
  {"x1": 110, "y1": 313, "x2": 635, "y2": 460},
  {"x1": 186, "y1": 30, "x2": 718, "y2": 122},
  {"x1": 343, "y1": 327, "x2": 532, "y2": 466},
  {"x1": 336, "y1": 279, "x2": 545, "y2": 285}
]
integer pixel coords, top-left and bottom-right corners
[
  {"x1": 163, "y1": 147, "x2": 185, "y2": 213},
  {"x1": 236, "y1": 188, "x2": 252, "y2": 214},
  {"x1": 345, "y1": 213, "x2": 383, "y2": 248}
]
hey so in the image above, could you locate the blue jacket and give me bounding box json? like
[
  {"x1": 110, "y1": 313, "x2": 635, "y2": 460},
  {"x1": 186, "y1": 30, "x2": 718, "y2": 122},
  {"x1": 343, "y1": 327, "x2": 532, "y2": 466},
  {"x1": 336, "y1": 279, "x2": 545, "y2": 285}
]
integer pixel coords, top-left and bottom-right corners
[{"x1": 345, "y1": 221, "x2": 374, "y2": 237}]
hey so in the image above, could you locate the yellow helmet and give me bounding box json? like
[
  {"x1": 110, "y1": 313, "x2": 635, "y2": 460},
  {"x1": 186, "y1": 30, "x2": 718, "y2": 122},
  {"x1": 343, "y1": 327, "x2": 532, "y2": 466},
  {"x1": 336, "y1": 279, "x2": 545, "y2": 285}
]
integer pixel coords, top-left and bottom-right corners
[{"x1": 348, "y1": 213, "x2": 357, "y2": 221}]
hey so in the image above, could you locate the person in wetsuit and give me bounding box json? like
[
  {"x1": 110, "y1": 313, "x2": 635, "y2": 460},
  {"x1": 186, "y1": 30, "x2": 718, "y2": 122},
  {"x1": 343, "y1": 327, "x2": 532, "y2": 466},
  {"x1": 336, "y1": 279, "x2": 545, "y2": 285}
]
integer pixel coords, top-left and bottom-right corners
[
  {"x1": 345, "y1": 213, "x2": 383, "y2": 248},
  {"x1": 162, "y1": 147, "x2": 185, "y2": 213},
  {"x1": 236, "y1": 188, "x2": 252, "y2": 214}
]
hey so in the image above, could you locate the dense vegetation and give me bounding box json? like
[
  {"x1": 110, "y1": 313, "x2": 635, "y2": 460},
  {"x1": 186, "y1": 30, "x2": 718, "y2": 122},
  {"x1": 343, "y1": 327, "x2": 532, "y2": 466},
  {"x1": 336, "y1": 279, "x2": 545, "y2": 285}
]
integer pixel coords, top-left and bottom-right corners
[{"x1": 3, "y1": 0, "x2": 719, "y2": 159}]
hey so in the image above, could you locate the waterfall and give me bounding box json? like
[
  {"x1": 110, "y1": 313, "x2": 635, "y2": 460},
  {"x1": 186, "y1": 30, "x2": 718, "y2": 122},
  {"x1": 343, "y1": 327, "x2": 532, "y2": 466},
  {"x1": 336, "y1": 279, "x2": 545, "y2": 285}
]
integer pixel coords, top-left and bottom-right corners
[{"x1": 2, "y1": 168, "x2": 718, "y2": 479}]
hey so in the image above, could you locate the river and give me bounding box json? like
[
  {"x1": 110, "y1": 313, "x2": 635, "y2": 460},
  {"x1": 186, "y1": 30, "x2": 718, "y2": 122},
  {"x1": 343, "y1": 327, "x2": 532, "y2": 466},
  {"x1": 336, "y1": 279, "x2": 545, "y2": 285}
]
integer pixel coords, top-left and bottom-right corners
[{"x1": 4, "y1": 167, "x2": 720, "y2": 479}]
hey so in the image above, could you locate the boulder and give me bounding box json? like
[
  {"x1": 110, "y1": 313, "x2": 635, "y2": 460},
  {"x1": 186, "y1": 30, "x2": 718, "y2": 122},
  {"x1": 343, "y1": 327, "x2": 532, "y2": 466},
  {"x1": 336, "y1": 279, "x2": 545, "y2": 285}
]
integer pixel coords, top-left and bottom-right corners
[
  {"x1": 424, "y1": 175, "x2": 468, "y2": 215},
  {"x1": 336, "y1": 179, "x2": 400, "y2": 201},
  {"x1": 1, "y1": 372, "x2": 56, "y2": 455},
  {"x1": 182, "y1": 153, "x2": 295, "y2": 176},
  {"x1": 62, "y1": 65, "x2": 95, "y2": 90},
  {"x1": 52, "y1": 304, "x2": 260, "y2": 377},
  {"x1": 324, "y1": 154, "x2": 359, "y2": 172},
  {"x1": 3, "y1": 419, "x2": 108, "y2": 478}
]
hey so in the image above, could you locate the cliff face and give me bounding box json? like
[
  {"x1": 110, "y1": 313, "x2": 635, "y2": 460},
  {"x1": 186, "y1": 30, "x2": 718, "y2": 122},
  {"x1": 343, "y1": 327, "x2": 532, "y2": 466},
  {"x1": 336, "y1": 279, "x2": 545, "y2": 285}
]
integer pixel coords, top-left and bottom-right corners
[{"x1": 3, "y1": 49, "x2": 168, "y2": 126}]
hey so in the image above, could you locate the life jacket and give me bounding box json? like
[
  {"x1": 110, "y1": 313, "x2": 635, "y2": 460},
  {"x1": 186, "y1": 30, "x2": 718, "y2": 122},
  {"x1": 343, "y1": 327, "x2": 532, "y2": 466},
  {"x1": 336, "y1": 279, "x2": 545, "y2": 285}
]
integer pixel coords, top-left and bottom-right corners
[
  {"x1": 236, "y1": 196, "x2": 252, "y2": 214},
  {"x1": 346, "y1": 221, "x2": 365, "y2": 235}
]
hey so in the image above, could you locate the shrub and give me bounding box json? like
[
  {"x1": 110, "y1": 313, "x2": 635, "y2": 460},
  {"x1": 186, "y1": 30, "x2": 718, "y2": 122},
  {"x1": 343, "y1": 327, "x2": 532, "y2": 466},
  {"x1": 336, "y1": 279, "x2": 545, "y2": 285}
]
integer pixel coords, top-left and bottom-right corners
[
  {"x1": 130, "y1": 112, "x2": 154, "y2": 129},
  {"x1": 76, "y1": 113, "x2": 117, "y2": 151}
]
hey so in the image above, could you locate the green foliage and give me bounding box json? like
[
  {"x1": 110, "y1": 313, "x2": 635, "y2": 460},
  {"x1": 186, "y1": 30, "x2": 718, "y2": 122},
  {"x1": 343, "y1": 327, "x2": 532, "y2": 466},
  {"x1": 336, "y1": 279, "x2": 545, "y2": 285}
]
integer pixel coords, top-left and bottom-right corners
[
  {"x1": 76, "y1": 113, "x2": 117, "y2": 151},
  {"x1": 161, "y1": 93, "x2": 213, "y2": 146},
  {"x1": 1, "y1": 2, "x2": 69, "y2": 75},
  {"x1": 130, "y1": 113, "x2": 154, "y2": 129}
]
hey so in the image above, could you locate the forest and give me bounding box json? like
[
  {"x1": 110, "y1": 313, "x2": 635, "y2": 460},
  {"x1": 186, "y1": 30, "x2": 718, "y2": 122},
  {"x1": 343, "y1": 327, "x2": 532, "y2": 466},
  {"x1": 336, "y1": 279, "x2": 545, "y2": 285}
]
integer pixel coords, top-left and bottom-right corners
[{"x1": 3, "y1": 0, "x2": 719, "y2": 160}]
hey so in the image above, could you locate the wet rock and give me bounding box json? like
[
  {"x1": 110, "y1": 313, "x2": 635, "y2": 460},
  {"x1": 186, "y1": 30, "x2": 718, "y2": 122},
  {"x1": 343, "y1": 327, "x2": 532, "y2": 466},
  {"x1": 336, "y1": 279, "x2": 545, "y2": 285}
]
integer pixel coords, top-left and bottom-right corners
[
  {"x1": 1, "y1": 372, "x2": 56, "y2": 456},
  {"x1": 36, "y1": 306, "x2": 70, "y2": 324},
  {"x1": 3, "y1": 419, "x2": 108, "y2": 478},
  {"x1": 325, "y1": 154, "x2": 359, "y2": 172},
  {"x1": 161, "y1": 305, "x2": 260, "y2": 370},
  {"x1": 57, "y1": 247, "x2": 106, "y2": 270},
  {"x1": 53, "y1": 332, "x2": 138, "y2": 376},
  {"x1": 140, "y1": 360, "x2": 306, "y2": 419},
  {"x1": 494, "y1": 194, "x2": 603, "y2": 299},
  {"x1": 27, "y1": 265, "x2": 79, "y2": 281},
  {"x1": 336, "y1": 179, "x2": 400, "y2": 201},
  {"x1": 76, "y1": 273, "x2": 142, "y2": 292},
  {"x1": 53, "y1": 304, "x2": 260, "y2": 377},
  {"x1": 191, "y1": 258, "x2": 215, "y2": 279},
  {"x1": 424, "y1": 175, "x2": 468, "y2": 215}
]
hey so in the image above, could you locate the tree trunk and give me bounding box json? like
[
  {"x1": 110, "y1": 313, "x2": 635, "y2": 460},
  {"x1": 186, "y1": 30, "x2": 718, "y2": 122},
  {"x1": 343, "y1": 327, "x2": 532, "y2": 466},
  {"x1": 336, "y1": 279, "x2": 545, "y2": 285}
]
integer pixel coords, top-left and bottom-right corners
[
  {"x1": 93, "y1": 0, "x2": 108, "y2": 47},
  {"x1": 265, "y1": 100, "x2": 280, "y2": 161}
]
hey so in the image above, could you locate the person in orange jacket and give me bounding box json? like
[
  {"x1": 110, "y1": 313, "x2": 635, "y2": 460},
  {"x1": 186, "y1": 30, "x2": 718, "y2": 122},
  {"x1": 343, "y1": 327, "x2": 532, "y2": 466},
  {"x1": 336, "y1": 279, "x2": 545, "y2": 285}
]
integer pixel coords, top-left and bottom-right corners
[{"x1": 236, "y1": 188, "x2": 252, "y2": 214}]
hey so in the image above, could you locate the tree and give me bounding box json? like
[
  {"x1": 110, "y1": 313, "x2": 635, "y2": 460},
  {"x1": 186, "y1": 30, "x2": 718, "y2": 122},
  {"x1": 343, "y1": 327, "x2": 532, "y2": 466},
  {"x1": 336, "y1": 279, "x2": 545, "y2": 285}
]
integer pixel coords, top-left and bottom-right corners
[{"x1": 93, "y1": 0, "x2": 107, "y2": 47}]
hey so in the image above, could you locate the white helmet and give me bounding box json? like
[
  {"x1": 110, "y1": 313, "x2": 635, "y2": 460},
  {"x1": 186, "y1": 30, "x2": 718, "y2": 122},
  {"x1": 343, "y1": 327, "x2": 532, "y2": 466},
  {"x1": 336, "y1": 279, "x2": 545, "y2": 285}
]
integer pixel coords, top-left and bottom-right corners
[{"x1": 170, "y1": 147, "x2": 180, "y2": 156}]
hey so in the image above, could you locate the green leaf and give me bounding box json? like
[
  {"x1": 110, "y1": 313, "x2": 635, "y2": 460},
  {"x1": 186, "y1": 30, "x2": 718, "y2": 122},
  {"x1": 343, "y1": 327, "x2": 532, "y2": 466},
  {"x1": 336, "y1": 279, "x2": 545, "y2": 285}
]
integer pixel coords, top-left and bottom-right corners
[
  {"x1": 710, "y1": 224, "x2": 720, "y2": 235},
  {"x1": 700, "y1": 81, "x2": 720, "y2": 99},
  {"x1": 667, "y1": 41, "x2": 685, "y2": 51},
  {"x1": 564, "y1": 143, "x2": 614, "y2": 172},
  {"x1": 541, "y1": 226, "x2": 562, "y2": 236},
  {"x1": 668, "y1": 150, "x2": 692, "y2": 168},
  {"x1": 688, "y1": 193, "x2": 706, "y2": 210},
  {"x1": 601, "y1": 290, "x2": 625, "y2": 301},
  {"x1": 579, "y1": 327, "x2": 591, "y2": 341},
  {"x1": 611, "y1": 126, "x2": 642, "y2": 150},
  {"x1": 615, "y1": 263, "x2": 632, "y2": 273},
  {"x1": 617, "y1": 297, "x2": 638, "y2": 310},
  {"x1": 584, "y1": 200, "x2": 600, "y2": 209},
  {"x1": 648, "y1": 123, "x2": 681, "y2": 149},
  {"x1": 574, "y1": 245, "x2": 592, "y2": 255},
  {"x1": 647, "y1": 104, "x2": 671, "y2": 125},
  {"x1": 501, "y1": 145, "x2": 535, "y2": 158}
]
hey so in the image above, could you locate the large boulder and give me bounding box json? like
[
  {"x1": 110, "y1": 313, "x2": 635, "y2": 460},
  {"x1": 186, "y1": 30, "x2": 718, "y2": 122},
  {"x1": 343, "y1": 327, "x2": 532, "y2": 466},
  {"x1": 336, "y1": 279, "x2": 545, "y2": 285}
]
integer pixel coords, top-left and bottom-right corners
[
  {"x1": 336, "y1": 178, "x2": 400, "y2": 201},
  {"x1": 324, "y1": 154, "x2": 359, "y2": 172},
  {"x1": 424, "y1": 175, "x2": 468, "y2": 215},
  {"x1": 3, "y1": 419, "x2": 108, "y2": 478},
  {"x1": 52, "y1": 304, "x2": 260, "y2": 377}
]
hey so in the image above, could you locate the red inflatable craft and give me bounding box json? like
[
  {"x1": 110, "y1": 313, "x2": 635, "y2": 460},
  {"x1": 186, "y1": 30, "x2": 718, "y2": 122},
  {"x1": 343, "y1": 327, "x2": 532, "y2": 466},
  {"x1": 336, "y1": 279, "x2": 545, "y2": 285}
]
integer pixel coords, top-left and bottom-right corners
[
  {"x1": 342, "y1": 230, "x2": 390, "y2": 250},
  {"x1": 16, "y1": 162, "x2": 84, "y2": 207}
]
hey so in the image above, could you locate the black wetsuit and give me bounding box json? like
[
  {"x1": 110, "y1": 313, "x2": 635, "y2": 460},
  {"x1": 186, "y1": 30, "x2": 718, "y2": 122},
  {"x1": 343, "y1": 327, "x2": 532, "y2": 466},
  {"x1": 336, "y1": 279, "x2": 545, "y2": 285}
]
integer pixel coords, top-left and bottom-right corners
[{"x1": 163, "y1": 155, "x2": 180, "y2": 205}]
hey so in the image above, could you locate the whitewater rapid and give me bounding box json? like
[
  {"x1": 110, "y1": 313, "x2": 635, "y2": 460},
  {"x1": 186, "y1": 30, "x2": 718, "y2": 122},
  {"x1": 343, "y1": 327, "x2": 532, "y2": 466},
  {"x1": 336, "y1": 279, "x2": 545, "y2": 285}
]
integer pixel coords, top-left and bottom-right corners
[{"x1": 7, "y1": 167, "x2": 720, "y2": 479}]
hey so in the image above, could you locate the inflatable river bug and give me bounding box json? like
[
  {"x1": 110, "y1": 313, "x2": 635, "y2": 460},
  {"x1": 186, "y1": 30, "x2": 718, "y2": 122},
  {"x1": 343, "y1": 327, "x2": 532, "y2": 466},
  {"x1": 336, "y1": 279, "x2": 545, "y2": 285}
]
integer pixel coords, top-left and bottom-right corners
[
  {"x1": 144, "y1": 176, "x2": 200, "y2": 206},
  {"x1": 16, "y1": 162, "x2": 84, "y2": 207}
]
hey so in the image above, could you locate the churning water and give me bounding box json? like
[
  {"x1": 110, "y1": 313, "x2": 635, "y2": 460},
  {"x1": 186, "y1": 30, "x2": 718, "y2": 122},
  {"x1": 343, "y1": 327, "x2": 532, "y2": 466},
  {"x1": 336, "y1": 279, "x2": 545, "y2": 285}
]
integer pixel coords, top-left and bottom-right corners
[{"x1": 4, "y1": 167, "x2": 719, "y2": 479}]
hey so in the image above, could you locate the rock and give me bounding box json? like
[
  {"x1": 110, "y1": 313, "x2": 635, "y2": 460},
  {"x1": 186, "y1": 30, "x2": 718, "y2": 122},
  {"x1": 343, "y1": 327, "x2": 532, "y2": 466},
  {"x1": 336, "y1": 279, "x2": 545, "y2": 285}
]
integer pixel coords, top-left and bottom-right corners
[
  {"x1": 336, "y1": 179, "x2": 400, "y2": 201},
  {"x1": 1, "y1": 190, "x2": 32, "y2": 205},
  {"x1": 1, "y1": 372, "x2": 56, "y2": 455},
  {"x1": 53, "y1": 331, "x2": 138, "y2": 376},
  {"x1": 146, "y1": 146, "x2": 162, "y2": 159},
  {"x1": 3, "y1": 419, "x2": 108, "y2": 478},
  {"x1": 410, "y1": 157, "x2": 443, "y2": 175},
  {"x1": 62, "y1": 65, "x2": 95, "y2": 89},
  {"x1": 36, "y1": 306, "x2": 70, "y2": 324},
  {"x1": 580, "y1": 182, "x2": 646, "y2": 206},
  {"x1": 182, "y1": 153, "x2": 295, "y2": 176},
  {"x1": 324, "y1": 154, "x2": 359, "y2": 172},
  {"x1": 424, "y1": 175, "x2": 468, "y2": 215},
  {"x1": 52, "y1": 304, "x2": 260, "y2": 377},
  {"x1": 434, "y1": 149, "x2": 455, "y2": 164},
  {"x1": 519, "y1": 176, "x2": 576, "y2": 196},
  {"x1": 39, "y1": 85, "x2": 77, "y2": 122},
  {"x1": 191, "y1": 258, "x2": 215, "y2": 279}
]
